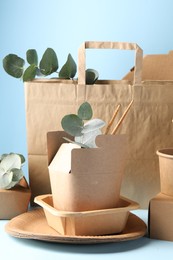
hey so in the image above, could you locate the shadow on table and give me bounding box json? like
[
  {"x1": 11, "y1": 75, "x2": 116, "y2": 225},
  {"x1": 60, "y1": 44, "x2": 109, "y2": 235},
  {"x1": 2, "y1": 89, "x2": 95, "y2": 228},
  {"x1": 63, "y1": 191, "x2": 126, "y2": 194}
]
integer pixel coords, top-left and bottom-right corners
[{"x1": 10, "y1": 235, "x2": 151, "y2": 254}]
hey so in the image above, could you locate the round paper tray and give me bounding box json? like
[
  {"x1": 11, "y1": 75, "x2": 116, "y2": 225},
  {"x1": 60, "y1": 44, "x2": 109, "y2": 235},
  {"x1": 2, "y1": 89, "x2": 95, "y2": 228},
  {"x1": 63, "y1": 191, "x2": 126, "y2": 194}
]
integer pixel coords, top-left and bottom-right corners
[{"x1": 5, "y1": 208, "x2": 147, "y2": 244}]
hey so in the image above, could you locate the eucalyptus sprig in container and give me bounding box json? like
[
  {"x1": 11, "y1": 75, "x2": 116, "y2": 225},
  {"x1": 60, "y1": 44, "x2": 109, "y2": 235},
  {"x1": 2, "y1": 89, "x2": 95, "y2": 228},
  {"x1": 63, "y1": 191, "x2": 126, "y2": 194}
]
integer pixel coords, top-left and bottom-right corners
[{"x1": 0, "y1": 153, "x2": 31, "y2": 219}]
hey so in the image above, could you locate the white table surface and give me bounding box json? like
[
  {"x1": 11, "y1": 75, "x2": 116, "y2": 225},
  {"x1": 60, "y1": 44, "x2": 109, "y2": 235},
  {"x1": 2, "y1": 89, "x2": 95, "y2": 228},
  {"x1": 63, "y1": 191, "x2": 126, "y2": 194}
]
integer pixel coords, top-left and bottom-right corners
[{"x1": 0, "y1": 209, "x2": 173, "y2": 260}]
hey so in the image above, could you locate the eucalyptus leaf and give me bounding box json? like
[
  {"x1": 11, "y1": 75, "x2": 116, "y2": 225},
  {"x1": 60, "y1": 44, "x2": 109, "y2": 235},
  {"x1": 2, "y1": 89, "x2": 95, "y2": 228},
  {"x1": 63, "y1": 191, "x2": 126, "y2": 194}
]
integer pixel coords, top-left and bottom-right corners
[
  {"x1": 0, "y1": 153, "x2": 25, "y2": 189},
  {"x1": 3, "y1": 179, "x2": 20, "y2": 189},
  {"x1": 11, "y1": 168, "x2": 24, "y2": 182},
  {"x1": 3, "y1": 54, "x2": 24, "y2": 78},
  {"x1": 86, "y1": 68, "x2": 99, "y2": 84},
  {"x1": 0, "y1": 164, "x2": 5, "y2": 174},
  {"x1": 59, "y1": 54, "x2": 77, "y2": 79},
  {"x1": 0, "y1": 171, "x2": 13, "y2": 189},
  {"x1": 26, "y1": 49, "x2": 38, "y2": 65},
  {"x1": 0, "y1": 154, "x2": 21, "y2": 172},
  {"x1": 17, "y1": 154, "x2": 26, "y2": 164},
  {"x1": 39, "y1": 48, "x2": 59, "y2": 75},
  {"x1": 61, "y1": 102, "x2": 105, "y2": 148},
  {"x1": 78, "y1": 102, "x2": 93, "y2": 120},
  {"x1": 82, "y1": 119, "x2": 106, "y2": 134},
  {"x1": 61, "y1": 114, "x2": 83, "y2": 136},
  {"x1": 23, "y1": 64, "x2": 37, "y2": 81},
  {"x1": 0, "y1": 154, "x2": 8, "y2": 162},
  {"x1": 8, "y1": 153, "x2": 25, "y2": 164},
  {"x1": 63, "y1": 137, "x2": 89, "y2": 148},
  {"x1": 75, "y1": 129, "x2": 102, "y2": 148},
  {"x1": 36, "y1": 68, "x2": 44, "y2": 76}
]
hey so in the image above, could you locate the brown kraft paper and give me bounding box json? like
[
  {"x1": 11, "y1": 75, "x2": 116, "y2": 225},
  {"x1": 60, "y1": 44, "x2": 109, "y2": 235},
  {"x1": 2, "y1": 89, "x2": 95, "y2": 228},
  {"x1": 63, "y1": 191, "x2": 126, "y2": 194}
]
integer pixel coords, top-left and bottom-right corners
[{"x1": 25, "y1": 42, "x2": 173, "y2": 208}]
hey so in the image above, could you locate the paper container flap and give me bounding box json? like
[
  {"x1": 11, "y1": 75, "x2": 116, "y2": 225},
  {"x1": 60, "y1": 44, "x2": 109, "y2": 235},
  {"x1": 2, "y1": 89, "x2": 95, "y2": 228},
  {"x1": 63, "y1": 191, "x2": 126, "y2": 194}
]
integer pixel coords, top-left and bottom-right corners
[
  {"x1": 47, "y1": 131, "x2": 71, "y2": 165},
  {"x1": 71, "y1": 134, "x2": 127, "y2": 173},
  {"x1": 95, "y1": 133, "x2": 126, "y2": 148},
  {"x1": 123, "y1": 50, "x2": 173, "y2": 80},
  {"x1": 47, "y1": 131, "x2": 128, "y2": 187},
  {"x1": 47, "y1": 132, "x2": 127, "y2": 173}
]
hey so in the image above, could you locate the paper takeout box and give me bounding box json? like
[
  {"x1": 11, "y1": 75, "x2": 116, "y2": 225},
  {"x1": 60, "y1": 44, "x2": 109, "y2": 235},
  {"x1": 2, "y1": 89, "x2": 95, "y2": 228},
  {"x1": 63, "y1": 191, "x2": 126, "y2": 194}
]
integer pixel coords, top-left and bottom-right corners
[
  {"x1": 148, "y1": 193, "x2": 173, "y2": 241},
  {"x1": 34, "y1": 194, "x2": 139, "y2": 236},
  {"x1": 47, "y1": 131, "x2": 127, "y2": 212},
  {"x1": 0, "y1": 177, "x2": 31, "y2": 220}
]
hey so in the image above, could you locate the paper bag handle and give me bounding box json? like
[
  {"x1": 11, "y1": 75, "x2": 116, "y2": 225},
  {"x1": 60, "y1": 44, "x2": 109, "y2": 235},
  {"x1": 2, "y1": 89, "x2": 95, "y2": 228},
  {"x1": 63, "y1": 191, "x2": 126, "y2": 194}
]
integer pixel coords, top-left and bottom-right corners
[{"x1": 78, "y1": 41, "x2": 143, "y2": 85}]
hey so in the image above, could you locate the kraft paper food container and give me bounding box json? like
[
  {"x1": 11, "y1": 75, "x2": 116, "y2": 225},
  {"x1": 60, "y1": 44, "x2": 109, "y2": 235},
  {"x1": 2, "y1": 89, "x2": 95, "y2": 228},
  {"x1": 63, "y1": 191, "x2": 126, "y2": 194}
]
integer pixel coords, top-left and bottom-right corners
[
  {"x1": 34, "y1": 194, "x2": 139, "y2": 236},
  {"x1": 149, "y1": 193, "x2": 173, "y2": 242},
  {"x1": 156, "y1": 148, "x2": 173, "y2": 196},
  {"x1": 47, "y1": 131, "x2": 127, "y2": 212},
  {"x1": 0, "y1": 177, "x2": 31, "y2": 220}
]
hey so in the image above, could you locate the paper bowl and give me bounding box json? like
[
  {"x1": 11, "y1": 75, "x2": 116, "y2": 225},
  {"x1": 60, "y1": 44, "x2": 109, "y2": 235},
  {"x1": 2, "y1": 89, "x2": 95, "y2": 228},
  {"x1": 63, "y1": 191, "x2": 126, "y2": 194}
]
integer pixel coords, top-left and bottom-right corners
[{"x1": 34, "y1": 194, "x2": 139, "y2": 236}]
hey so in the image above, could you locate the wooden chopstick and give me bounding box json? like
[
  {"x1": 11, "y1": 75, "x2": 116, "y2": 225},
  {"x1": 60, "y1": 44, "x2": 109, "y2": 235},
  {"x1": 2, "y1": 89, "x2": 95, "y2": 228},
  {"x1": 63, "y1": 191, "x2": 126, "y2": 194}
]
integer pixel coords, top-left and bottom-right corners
[
  {"x1": 111, "y1": 100, "x2": 134, "y2": 135},
  {"x1": 104, "y1": 104, "x2": 121, "y2": 134}
]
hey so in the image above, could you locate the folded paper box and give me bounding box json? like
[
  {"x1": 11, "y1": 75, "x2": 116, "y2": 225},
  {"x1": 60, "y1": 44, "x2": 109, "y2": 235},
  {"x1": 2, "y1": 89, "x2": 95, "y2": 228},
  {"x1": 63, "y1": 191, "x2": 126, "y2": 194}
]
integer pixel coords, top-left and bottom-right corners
[
  {"x1": 47, "y1": 131, "x2": 127, "y2": 212},
  {"x1": 148, "y1": 193, "x2": 173, "y2": 242}
]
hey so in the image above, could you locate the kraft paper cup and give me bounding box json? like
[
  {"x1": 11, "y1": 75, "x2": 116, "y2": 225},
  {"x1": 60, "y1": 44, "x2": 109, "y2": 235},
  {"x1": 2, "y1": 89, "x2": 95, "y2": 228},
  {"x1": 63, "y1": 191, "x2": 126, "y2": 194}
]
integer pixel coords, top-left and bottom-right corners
[{"x1": 157, "y1": 148, "x2": 173, "y2": 196}]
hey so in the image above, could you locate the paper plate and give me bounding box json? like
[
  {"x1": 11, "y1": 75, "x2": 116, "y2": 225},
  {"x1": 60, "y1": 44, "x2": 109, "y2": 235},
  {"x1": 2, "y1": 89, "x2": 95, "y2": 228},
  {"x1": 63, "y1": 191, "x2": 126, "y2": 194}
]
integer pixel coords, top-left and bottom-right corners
[{"x1": 5, "y1": 208, "x2": 147, "y2": 244}]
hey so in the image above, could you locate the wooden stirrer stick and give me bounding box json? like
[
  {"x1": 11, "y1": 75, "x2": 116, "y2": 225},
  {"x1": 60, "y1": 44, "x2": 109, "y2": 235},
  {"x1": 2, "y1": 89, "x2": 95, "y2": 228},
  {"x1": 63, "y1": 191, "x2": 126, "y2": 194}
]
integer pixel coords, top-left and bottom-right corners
[
  {"x1": 111, "y1": 100, "x2": 134, "y2": 135},
  {"x1": 104, "y1": 104, "x2": 121, "y2": 134}
]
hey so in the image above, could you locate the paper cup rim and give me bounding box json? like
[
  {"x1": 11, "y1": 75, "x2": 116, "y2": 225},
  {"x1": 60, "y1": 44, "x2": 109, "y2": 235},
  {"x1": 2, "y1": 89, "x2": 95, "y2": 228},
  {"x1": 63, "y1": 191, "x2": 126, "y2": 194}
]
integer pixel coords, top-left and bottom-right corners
[{"x1": 156, "y1": 148, "x2": 173, "y2": 159}]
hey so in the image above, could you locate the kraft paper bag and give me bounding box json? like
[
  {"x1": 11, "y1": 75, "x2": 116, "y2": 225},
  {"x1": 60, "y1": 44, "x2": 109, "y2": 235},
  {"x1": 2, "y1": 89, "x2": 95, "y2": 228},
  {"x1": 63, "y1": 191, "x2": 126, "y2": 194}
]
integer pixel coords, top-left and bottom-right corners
[
  {"x1": 25, "y1": 41, "x2": 173, "y2": 208},
  {"x1": 121, "y1": 50, "x2": 173, "y2": 207},
  {"x1": 123, "y1": 50, "x2": 173, "y2": 81}
]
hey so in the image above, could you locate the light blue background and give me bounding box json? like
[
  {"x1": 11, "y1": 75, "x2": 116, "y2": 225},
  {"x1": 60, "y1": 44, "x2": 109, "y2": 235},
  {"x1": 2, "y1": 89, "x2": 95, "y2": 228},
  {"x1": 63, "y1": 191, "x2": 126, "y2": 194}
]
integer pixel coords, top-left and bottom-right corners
[{"x1": 0, "y1": 0, "x2": 173, "y2": 176}]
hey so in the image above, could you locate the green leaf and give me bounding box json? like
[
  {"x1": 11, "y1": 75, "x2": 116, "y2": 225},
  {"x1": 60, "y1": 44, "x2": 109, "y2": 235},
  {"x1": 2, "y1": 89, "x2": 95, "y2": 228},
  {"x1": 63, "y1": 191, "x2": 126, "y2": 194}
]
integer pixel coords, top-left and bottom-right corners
[
  {"x1": 61, "y1": 114, "x2": 83, "y2": 136},
  {"x1": 39, "y1": 48, "x2": 58, "y2": 76},
  {"x1": 63, "y1": 137, "x2": 89, "y2": 148},
  {"x1": 23, "y1": 64, "x2": 37, "y2": 81},
  {"x1": 86, "y1": 68, "x2": 99, "y2": 84},
  {"x1": 75, "y1": 129, "x2": 102, "y2": 148},
  {"x1": 1, "y1": 154, "x2": 21, "y2": 172},
  {"x1": 11, "y1": 168, "x2": 24, "y2": 182},
  {"x1": 0, "y1": 153, "x2": 25, "y2": 189},
  {"x1": 0, "y1": 154, "x2": 8, "y2": 162},
  {"x1": 78, "y1": 102, "x2": 93, "y2": 120},
  {"x1": 1, "y1": 153, "x2": 25, "y2": 165},
  {"x1": 0, "y1": 171, "x2": 13, "y2": 189},
  {"x1": 3, "y1": 54, "x2": 25, "y2": 78},
  {"x1": 59, "y1": 54, "x2": 77, "y2": 79},
  {"x1": 82, "y1": 119, "x2": 106, "y2": 133},
  {"x1": 36, "y1": 68, "x2": 44, "y2": 76},
  {"x1": 26, "y1": 49, "x2": 38, "y2": 65},
  {"x1": 17, "y1": 154, "x2": 25, "y2": 164}
]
